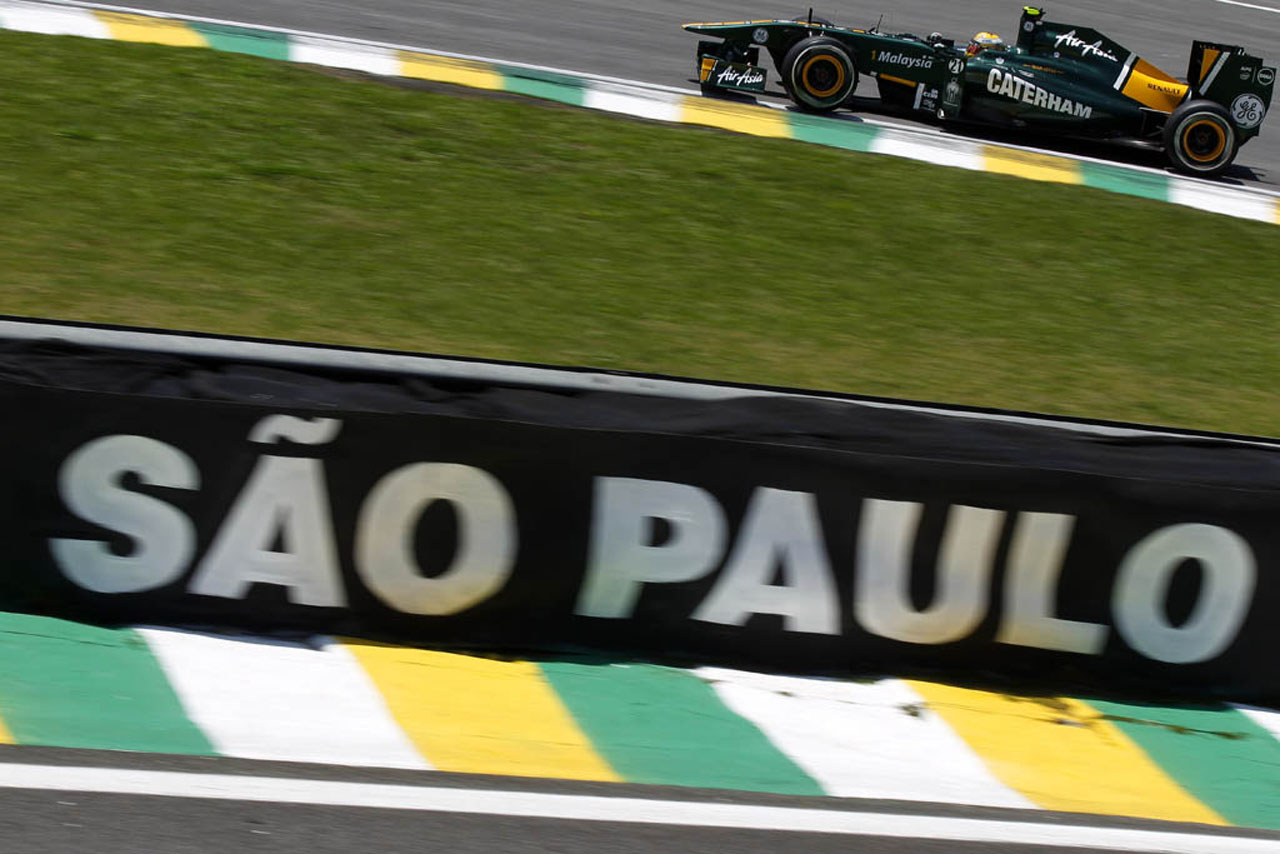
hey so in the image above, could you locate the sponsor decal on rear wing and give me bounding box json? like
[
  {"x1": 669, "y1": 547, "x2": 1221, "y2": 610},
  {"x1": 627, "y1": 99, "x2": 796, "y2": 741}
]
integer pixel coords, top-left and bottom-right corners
[{"x1": 1189, "y1": 41, "x2": 1275, "y2": 135}]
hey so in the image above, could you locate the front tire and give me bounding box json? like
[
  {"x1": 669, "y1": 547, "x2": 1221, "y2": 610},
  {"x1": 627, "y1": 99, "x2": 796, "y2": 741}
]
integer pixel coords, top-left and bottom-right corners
[
  {"x1": 782, "y1": 37, "x2": 857, "y2": 113},
  {"x1": 1164, "y1": 100, "x2": 1238, "y2": 178}
]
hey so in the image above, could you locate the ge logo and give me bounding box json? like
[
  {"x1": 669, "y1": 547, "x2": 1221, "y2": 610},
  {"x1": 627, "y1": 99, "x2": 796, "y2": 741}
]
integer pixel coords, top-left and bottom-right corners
[
  {"x1": 752, "y1": 27, "x2": 769, "y2": 43},
  {"x1": 1231, "y1": 93, "x2": 1266, "y2": 129},
  {"x1": 948, "y1": 58, "x2": 964, "y2": 74}
]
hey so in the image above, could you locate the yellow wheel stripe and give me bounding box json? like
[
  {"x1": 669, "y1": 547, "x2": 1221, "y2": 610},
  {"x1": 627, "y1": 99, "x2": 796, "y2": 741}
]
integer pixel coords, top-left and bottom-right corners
[
  {"x1": 92, "y1": 11, "x2": 208, "y2": 47},
  {"x1": 679, "y1": 96, "x2": 791, "y2": 138},
  {"x1": 983, "y1": 147, "x2": 1083, "y2": 184},
  {"x1": 802, "y1": 56, "x2": 846, "y2": 99},
  {"x1": 1183, "y1": 120, "x2": 1227, "y2": 163},
  {"x1": 342, "y1": 641, "x2": 620, "y2": 782},
  {"x1": 907, "y1": 681, "x2": 1226, "y2": 825},
  {"x1": 397, "y1": 51, "x2": 504, "y2": 91}
]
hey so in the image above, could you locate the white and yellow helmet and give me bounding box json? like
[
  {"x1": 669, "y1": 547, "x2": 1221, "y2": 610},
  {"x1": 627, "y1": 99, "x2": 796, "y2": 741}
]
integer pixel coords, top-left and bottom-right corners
[{"x1": 967, "y1": 31, "x2": 1005, "y2": 56}]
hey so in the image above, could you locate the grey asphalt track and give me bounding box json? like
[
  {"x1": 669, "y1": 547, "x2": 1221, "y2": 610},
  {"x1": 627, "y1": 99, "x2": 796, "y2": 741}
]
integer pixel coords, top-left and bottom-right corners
[
  {"x1": 0, "y1": 791, "x2": 1127, "y2": 854},
  {"x1": 3, "y1": 746, "x2": 1278, "y2": 854},
  {"x1": 104, "y1": 0, "x2": 1280, "y2": 187}
]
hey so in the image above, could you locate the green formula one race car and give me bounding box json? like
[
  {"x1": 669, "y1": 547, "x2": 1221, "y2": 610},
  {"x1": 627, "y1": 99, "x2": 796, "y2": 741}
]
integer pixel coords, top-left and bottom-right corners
[{"x1": 685, "y1": 6, "x2": 1275, "y2": 177}]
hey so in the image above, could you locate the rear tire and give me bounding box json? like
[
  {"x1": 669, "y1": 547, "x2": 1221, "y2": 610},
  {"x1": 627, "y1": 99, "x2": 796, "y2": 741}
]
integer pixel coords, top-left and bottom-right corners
[
  {"x1": 781, "y1": 37, "x2": 857, "y2": 113},
  {"x1": 1164, "y1": 100, "x2": 1237, "y2": 178}
]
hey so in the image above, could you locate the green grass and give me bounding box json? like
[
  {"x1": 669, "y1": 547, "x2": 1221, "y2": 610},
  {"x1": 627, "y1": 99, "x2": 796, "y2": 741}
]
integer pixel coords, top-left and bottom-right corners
[{"x1": 1, "y1": 30, "x2": 1278, "y2": 434}]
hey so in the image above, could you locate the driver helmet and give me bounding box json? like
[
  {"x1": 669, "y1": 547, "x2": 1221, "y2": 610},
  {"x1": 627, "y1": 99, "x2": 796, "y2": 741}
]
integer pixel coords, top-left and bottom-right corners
[{"x1": 967, "y1": 32, "x2": 1004, "y2": 56}]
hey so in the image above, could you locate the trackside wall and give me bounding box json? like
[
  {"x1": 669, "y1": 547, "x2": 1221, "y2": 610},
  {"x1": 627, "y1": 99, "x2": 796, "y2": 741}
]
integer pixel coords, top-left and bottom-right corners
[{"x1": 1, "y1": 317, "x2": 1278, "y2": 704}]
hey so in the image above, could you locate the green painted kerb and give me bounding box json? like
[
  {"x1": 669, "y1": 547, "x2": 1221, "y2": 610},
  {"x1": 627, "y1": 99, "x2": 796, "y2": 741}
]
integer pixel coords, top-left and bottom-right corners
[
  {"x1": 500, "y1": 66, "x2": 587, "y2": 108},
  {"x1": 191, "y1": 22, "x2": 289, "y2": 61},
  {"x1": 1080, "y1": 161, "x2": 1171, "y2": 202},
  {"x1": 0, "y1": 612, "x2": 213, "y2": 755},
  {"x1": 540, "y1": 660, "x2": 822, "y2": 795},
  {"x1": 789, "y1": 114, "x2": 881, "y2": 153},
  {"x1": 1087, "y1": 697, "x2": 1280, "y2": 829}
]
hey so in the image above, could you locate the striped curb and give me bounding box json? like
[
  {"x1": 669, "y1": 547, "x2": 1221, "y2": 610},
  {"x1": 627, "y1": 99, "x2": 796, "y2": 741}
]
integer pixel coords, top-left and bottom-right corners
[
  {"x1": 0, "y1": 611, "x2": 1277, "y2": 828},
  {"x1": 2, "y1": 0, "x2": 1279, "y2": 226}
]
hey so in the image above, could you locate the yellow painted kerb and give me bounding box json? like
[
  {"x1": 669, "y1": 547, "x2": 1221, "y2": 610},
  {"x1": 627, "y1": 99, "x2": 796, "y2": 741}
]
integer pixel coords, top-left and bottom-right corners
[
  {"x1": 908, "y1": 681, "x2": 1225, "y2": 825},
  {"x1": 92, "y1": 11, "x2": 208, "y2": 47},
  {"x1": 0, "y1": 713, "x2": 13, "y2": 744},
  {"x1": 679, "y1": 96, "x2": 791, "y2": 139},
  {"x1": 343, "y1": 641, "x2": 619, "y2": 782},
  {"x1": 398, "y1": 51, "x2": 504, "y2": 91},
  {"x1": 983, "y1": 146, "x2": 1083, "y2": 185}
]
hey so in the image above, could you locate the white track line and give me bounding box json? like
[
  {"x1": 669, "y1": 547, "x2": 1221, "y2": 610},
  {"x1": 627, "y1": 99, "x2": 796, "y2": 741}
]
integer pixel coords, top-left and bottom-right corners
[
  {"x1": 1234, "y1": 704, "x2": 1280, "y2": 741},
  {"x1": 0, "y1": 0, "x2": 105, "y2": 36},
  {"x1": 1170, "y1": 179, "x2": 1280, "y2": 222},
  {"x1": 1213, "y1": 0, "x2": 1280, "y2": 14},
  {"x1": 697, "y1": 669, "x2": 1032, "y2": 809},
  {"x1": 0, "y1": 763, "x2": 1274, "y2": 852},
  {"x1": 136, "y1": 629, "x2": 429, "y2": 770}
]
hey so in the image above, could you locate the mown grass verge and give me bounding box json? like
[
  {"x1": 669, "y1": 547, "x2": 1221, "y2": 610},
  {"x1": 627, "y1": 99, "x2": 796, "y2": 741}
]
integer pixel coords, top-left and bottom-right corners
[{"x1": 1, "y1": 30, "x2": 1277, "y2": 434}]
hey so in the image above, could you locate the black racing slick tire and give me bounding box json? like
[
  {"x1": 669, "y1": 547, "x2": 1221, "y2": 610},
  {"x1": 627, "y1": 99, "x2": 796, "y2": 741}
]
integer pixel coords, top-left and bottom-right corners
[
  {"x1": 1164, "y1": 100, "x2": 1238, "y2": 178},
  {"x1": 782, "y1": 37, "x2": 857, "y2": 113}
]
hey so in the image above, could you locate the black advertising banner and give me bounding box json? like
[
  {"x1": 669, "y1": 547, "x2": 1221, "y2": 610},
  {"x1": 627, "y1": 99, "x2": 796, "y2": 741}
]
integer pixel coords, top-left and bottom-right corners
[{"x1": 2, "y1": 340, "x2": 1279, "y2": 703}]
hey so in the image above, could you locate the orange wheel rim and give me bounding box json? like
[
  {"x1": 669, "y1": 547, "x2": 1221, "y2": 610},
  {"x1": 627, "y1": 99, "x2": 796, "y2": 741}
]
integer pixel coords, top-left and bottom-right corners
[
  {"x1": 1183, "y1": 119, "x2": 1227, "y2": 163},
  {"x1": 801, "y1": 55, "x2": 847, "y2": 98}
]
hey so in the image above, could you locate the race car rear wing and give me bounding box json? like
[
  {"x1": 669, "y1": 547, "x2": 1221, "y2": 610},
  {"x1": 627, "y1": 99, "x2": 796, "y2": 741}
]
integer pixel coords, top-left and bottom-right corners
[
  {"x1": 1188, "y1": 41, "x2": 1275, "y2": 139},
  {"x1": 1189, "y1": 41, "x2": 1274, "y2": 101}
]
